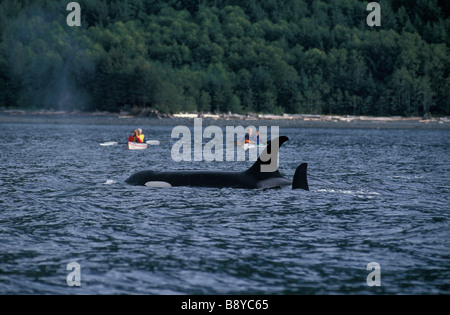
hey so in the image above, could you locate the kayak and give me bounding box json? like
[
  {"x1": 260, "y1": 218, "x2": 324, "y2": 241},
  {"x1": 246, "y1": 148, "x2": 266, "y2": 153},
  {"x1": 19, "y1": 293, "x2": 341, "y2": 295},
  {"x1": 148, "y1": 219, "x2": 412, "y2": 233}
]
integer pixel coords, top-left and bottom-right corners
[
  {"x1": 101, "y1": 140, "x2": 160, "y2": 147},
  {"x1": 127, "y1": 142, "x2": 148, "y2": 150}
]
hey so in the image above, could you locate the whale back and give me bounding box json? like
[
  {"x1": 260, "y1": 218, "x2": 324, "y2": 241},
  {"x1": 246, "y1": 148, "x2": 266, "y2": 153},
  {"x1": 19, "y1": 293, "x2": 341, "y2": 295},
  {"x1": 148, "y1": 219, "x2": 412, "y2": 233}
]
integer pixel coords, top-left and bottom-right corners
[{"x1": 125, "y1": 136, "x2": 299, "y2": 190}]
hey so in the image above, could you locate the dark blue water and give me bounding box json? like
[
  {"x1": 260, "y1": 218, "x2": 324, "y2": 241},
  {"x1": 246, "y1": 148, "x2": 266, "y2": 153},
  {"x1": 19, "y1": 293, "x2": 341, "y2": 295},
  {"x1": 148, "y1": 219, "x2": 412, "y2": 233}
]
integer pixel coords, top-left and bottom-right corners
[{"x1": 0, "y1": 122, "x2": 449, "y2": 294}]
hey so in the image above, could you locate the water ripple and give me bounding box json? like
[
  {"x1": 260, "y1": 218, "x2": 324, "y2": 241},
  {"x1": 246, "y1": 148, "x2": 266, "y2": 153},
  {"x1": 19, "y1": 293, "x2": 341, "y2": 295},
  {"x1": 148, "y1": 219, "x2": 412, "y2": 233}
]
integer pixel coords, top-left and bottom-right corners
[{"x1": 0, "y1": 124, "x2": 449, "y2": 294}]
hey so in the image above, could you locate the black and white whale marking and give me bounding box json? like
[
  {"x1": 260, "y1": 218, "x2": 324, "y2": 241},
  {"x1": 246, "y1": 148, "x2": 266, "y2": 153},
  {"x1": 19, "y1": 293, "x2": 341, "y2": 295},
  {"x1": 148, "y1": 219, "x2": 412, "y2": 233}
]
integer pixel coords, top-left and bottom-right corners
[{"x1": 125, "y1": 136, "x2": 309, "y2": 190}]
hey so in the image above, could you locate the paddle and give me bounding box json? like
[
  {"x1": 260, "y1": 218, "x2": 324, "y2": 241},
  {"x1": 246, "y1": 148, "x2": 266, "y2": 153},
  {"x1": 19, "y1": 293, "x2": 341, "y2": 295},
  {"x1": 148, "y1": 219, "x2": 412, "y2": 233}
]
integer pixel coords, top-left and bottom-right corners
[{"x1": 100, "y1": 142, "x2": 120, "y2": 146}]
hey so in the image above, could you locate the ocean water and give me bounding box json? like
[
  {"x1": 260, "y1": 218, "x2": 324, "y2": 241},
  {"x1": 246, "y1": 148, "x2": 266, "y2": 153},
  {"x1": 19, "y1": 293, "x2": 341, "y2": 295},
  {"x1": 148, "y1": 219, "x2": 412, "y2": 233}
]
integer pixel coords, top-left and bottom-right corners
[{"x1": 0, "y1": 122, "x2": 448, "y2": 294}]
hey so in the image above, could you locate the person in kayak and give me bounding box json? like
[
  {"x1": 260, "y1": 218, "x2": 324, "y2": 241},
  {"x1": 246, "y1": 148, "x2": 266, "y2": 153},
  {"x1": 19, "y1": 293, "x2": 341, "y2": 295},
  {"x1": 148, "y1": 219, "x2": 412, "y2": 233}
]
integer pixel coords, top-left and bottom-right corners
[
  {"x1": 136, "y1": 129, "x2": 145, "y2": 143},
  {"x1": 245, "y1": 128, "x2": 254, "y2": 144},
  {"x1": 128, "y1": 130, "x2": 137, "y2": 142},
  {"x1": 128, "y1": 129, "x2": 145, "y2": 143}
]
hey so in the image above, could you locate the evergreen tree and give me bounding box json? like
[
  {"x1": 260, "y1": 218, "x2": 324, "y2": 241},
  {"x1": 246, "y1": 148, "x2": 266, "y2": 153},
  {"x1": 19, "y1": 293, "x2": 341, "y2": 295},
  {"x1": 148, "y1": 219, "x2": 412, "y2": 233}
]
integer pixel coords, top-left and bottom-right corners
[{"x1": 0, "y1": 0, "x2": 448, "y2": 115}]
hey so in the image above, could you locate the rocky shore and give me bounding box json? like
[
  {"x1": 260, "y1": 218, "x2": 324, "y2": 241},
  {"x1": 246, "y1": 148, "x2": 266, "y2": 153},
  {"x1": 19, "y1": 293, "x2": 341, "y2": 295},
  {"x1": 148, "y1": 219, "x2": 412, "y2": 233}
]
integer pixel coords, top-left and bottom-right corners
[{"x1": 1, "y1": 109, "x2": 449, "y2": 130}]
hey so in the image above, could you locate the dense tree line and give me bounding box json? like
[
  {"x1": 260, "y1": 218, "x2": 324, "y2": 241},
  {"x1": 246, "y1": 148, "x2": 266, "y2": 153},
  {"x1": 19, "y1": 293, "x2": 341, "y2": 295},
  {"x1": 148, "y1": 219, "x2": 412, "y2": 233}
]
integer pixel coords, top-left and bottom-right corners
[{"x1": 0, "y1": 0, "x2": 448, "y2": 116}]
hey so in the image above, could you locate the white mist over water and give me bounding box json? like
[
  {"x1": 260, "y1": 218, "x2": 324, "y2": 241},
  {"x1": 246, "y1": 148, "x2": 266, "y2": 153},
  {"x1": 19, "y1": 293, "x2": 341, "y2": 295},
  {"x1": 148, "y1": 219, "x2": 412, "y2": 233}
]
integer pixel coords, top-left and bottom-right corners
[{"x1": 4, "y1": 6, "x2": 96, "y2": 111}]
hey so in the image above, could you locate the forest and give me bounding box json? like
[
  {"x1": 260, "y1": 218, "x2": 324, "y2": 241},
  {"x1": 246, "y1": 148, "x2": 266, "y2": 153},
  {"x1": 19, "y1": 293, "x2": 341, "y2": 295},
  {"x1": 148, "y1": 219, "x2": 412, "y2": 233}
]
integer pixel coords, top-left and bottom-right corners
[{"x1": 0, "y1": 0, "x2": 449, "y2": 116}]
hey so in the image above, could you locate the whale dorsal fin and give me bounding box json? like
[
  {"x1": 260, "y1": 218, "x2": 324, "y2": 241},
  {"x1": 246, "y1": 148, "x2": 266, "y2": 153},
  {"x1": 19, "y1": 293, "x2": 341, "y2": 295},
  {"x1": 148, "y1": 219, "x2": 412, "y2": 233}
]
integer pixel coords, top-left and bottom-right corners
[
  {"x1": 246, "y1": 136, "x2": 289, "y2": 180},
  {"x1": 292, "y1": 163, "x2": 309, "y2": 191}
]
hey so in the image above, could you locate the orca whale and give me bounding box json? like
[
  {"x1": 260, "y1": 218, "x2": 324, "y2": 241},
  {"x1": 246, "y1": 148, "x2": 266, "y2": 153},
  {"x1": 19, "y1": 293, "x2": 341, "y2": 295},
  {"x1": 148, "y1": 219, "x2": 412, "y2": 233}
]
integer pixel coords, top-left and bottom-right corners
[{"x1": 125, "y1": 136, "x2": 309, "y2": 190}]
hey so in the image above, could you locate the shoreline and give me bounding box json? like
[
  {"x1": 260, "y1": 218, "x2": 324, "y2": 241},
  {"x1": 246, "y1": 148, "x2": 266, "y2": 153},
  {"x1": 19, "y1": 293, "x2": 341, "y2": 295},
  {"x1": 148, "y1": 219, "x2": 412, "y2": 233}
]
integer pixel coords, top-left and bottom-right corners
[{"x1": 0, "y1": 109, "x2": 449, "y2": 130}]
